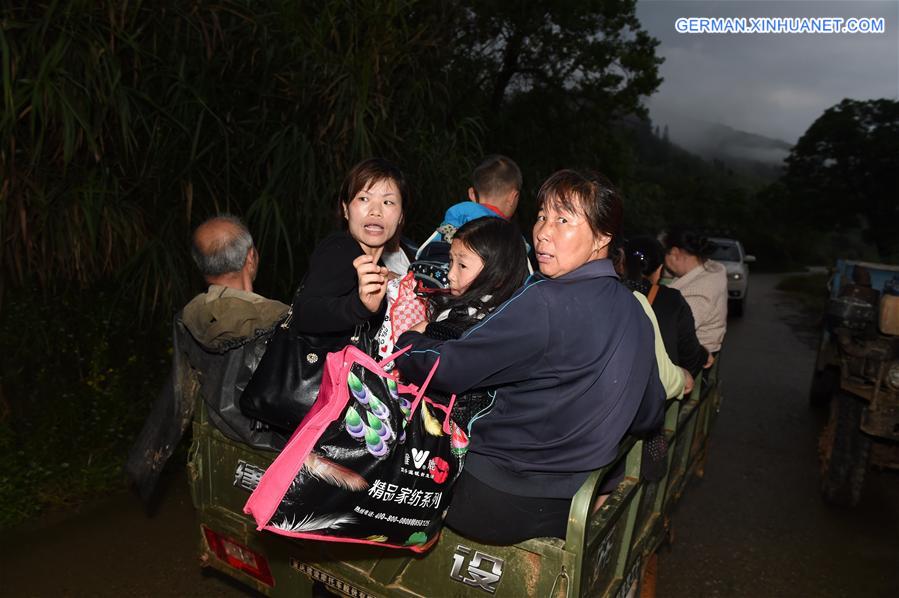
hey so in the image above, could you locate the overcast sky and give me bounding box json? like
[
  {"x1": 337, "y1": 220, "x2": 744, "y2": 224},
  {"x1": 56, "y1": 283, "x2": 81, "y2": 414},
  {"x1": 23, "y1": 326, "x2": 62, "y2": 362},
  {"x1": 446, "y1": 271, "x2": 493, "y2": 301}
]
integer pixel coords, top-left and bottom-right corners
[{"x1": 635, "y1": 0, "x2": 899, "y2": 144}]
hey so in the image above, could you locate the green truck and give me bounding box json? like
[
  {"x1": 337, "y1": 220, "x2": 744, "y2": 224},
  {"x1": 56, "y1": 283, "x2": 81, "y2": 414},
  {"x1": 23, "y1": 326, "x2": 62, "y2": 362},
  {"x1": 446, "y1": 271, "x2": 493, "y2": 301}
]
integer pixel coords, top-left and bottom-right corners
[{"x1": 187, "y1": 366, "x2": 722, "y2": 597}]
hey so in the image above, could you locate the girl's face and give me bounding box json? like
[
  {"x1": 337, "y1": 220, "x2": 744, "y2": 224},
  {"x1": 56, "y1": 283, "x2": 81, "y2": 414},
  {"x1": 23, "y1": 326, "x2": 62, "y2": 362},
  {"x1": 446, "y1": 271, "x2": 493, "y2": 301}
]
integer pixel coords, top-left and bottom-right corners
[
  {"x1": 342, "y1": 178, "x2": 403, "y2": 252},
  {"x1": 448, "y1": 238, "x2": 485, "y2": 297}
]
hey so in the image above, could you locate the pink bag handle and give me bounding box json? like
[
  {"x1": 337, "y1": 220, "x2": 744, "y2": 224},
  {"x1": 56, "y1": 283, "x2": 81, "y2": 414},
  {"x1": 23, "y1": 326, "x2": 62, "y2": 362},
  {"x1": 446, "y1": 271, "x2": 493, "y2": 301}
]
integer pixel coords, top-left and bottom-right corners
[
  {"x1": 443, "y1": 393, "x2": 457, "y2": 435},
  {"x1": 382, "y1": 345, "x2": 457, "y2": 433},
  {"x1": 405, "y1": 357, "x2": 457, "y2": 434},
  {"x1": 381, "y1": 344, "x2": 412, "y2": 366},
  {"x1": 408, "y1": 357, "x2": 439, "y2": 417}
]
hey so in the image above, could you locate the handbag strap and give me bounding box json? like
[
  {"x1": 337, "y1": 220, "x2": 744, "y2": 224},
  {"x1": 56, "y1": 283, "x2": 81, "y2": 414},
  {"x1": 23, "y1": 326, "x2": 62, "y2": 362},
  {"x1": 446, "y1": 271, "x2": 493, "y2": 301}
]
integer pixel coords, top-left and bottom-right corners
[{"x1": 647, "y1": 283, "x2": 660, "y2": 305}]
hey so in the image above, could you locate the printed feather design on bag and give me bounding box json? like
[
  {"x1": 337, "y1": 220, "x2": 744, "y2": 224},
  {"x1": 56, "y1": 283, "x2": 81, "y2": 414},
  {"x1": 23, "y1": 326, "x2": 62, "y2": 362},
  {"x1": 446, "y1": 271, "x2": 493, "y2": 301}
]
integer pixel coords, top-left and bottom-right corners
[
  {"x1": 345, "y1": 367, "x2": 399, "y2": 457},
  {"x1": 421, "y1": 402, "x2": 444, "y2": 436},
  {"x1": 271, "y1": 512, "x2": 356, "y2": 533},
  {"x1": 302, "y1": 452, "x2": 369, "y2": 491}
]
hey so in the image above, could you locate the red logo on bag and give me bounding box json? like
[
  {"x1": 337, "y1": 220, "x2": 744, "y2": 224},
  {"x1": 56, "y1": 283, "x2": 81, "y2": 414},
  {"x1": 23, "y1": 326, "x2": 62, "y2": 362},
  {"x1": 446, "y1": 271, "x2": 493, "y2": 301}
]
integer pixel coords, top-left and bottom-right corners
[{"x1": 429, "y1": 457, "x2": 449, "y2": 484}]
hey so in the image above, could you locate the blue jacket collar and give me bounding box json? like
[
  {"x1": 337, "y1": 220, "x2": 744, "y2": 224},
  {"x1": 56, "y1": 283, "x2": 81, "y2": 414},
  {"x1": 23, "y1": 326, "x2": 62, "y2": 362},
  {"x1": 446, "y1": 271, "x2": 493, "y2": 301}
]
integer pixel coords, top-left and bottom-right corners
[{"x1": 531, "y1": 258, "x2": 619, "y2": 283}]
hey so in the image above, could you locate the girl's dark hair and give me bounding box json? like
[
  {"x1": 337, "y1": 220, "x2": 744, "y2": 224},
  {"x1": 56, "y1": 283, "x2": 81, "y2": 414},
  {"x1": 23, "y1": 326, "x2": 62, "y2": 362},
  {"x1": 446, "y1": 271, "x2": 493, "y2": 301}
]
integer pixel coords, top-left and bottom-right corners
[
  {"x1": 336, "y1": 157, "x2": 409, "y2": 252},
  {"x1": 622, "y1": 235, "x2": 666, "y2": 283},
  {"x1": 662, "y1": 226, "x2": 714, "y2": 261},
  {"x1": 435, "y1": 216, "x2": 528, "y2": 314},
  {"x1": 535, "y1": 169, "x2": 624, "y2": 267}
]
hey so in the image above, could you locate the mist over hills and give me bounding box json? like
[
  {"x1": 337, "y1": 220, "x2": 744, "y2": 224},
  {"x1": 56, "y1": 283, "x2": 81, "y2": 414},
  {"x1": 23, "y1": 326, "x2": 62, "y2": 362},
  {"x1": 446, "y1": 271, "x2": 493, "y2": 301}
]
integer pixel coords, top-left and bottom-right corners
[{"x1": 646, "y1": 111, "x2": 793, "y2": 181}]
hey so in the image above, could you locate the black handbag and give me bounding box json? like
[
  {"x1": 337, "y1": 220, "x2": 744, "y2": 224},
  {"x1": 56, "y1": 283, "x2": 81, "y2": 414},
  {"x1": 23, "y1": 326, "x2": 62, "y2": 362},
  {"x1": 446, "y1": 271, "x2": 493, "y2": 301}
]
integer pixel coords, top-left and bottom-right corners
[{"x1": 239, "y1": 290, "x2": 373, "y2": 434}]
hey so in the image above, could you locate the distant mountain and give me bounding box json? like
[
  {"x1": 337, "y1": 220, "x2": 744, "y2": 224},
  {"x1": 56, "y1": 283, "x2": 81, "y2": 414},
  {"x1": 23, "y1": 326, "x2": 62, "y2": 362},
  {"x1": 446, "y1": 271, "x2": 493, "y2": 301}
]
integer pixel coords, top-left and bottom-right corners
[{"x1": 647, "y1": 113, "x2": 793, "y2": 181}]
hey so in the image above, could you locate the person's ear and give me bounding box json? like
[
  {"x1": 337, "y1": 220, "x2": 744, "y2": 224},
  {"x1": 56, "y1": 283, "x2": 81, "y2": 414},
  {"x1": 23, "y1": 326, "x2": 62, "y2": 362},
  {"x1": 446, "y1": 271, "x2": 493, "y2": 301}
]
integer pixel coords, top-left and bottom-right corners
[
  {"x1": 342, "y1": 202, "x2": 349, "y2": 220},
  {"x1": 468, "y1": 187, "x2": 478, "y2": 203},
  {"x1": 594, "y1": 233, "x2": 612, "y2": 254},
  {"x1": 245, "y1": 247, "x2": 259, "y2": 281},
  {"x1": 507, "y1": 189, "x2": 520, "y2": 213}
]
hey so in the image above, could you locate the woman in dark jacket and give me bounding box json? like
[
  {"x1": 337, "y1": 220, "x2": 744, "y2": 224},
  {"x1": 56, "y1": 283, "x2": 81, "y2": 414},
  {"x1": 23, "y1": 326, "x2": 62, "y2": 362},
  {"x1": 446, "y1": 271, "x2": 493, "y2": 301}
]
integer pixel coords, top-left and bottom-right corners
[
  {"x1": 293, "y1": 158, "x2": 408, "y2": 337},
  {"x1": 622, "y1": 236, "x2": 709, "y2": 378},
  {"x1": 395, "y1": 169, "x2": 664, "y2": 544}
]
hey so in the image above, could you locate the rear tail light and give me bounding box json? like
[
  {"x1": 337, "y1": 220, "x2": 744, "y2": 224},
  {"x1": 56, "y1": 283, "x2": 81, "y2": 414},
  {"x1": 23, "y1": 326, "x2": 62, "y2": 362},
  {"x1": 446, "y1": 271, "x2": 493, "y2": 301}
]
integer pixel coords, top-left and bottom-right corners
[{"x1": 202, "y1": 525, "x2": 274, "y2": 587}]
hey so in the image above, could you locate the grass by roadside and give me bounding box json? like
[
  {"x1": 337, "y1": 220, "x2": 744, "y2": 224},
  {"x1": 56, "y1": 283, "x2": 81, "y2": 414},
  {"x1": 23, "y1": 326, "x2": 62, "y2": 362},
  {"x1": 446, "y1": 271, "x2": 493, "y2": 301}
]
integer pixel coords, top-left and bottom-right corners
[
  {"x1": 776, "y1": 272, "x2": 831, "y2": 315},
  {"x1": 0, "y1": 287, "x2": 171, "y2": 529}
]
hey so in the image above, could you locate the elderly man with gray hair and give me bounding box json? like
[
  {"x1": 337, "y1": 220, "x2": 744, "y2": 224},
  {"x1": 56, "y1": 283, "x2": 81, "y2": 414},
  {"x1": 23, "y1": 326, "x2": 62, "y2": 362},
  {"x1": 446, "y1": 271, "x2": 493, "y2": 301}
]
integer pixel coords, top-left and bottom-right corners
[{"x1": 125, "y1": 215, "x2": 288, "y2": 506}]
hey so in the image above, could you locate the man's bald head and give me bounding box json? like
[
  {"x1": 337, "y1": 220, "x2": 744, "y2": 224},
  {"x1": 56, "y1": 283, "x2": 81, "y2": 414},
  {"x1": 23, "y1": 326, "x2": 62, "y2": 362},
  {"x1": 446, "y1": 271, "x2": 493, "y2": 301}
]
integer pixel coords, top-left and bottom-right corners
[{"x1": 191, "y1": 215, "x2": 255, "y2": 281}]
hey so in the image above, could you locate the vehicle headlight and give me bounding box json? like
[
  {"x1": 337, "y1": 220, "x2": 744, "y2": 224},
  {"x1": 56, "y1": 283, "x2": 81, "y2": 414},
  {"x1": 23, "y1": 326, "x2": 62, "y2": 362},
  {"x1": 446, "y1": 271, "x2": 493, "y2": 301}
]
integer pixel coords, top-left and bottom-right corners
[
  {"x1": 887, "y1": 362, "x2": 899, "y2": 390},
  {"x1": 728, "y1": 272, "x2": 743, "y2": 281}
]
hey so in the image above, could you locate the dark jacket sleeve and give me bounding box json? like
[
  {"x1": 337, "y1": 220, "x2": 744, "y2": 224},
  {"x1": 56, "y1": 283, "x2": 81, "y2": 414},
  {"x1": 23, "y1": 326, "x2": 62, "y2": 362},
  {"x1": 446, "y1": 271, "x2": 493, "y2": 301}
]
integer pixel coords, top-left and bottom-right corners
[
  {"x1": 293, "y1": 233, "x2": 382, "y2": 334},
  {"x1": 395, "y1": 285, "x2": 550, "y2": 394},
  {"x1": 627, "y1": 362, "x2": 666, "y2": 438},
  {"x1": 674, "y1": 291, "x2": 709, "y2": 378}
]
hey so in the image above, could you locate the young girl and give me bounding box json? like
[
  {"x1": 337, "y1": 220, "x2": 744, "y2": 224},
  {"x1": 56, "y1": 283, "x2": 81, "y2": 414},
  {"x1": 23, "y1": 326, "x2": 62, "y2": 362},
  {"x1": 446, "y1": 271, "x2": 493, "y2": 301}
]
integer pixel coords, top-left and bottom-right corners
[
  {"x1": 404, "y1": 216, "x2": 529, "y2": 431},
  {"x1": 423, "y1": 216, "x2": 529, "y2": 342}
]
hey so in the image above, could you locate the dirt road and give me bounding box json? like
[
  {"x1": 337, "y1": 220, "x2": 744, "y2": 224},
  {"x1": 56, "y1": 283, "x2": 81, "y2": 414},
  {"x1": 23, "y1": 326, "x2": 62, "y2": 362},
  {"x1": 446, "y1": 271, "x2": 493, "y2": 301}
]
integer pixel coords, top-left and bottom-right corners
[{"x1": 2, "y1": 274, "x2": 897, "y2": 597}]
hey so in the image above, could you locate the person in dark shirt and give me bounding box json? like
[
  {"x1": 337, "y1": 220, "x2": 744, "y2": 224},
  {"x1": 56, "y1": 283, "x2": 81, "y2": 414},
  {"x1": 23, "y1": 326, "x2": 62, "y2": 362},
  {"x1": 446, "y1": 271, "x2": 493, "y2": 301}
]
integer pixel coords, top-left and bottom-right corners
[
  {"x1": 293, "y1": 158, "x2": 408, "y2": 340},
  {"x1": 622, "y1": 236, "x2": 710, "y2": 378},
  {"x1": 395, "y1": 169, "x2": 664, "y2": 544}
]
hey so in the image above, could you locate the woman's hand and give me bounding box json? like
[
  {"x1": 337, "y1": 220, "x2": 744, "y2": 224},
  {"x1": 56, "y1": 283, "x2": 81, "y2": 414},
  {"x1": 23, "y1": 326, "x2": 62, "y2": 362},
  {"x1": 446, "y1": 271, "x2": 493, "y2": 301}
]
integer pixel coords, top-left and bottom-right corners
[
  {"x1": 704, "y1": 353, "x2": 715, "y2": 369},
  {"x1": 681, "y1": 368, "x2": 695, "y2": 396},
  {"x1": 409, "y1": 320, "x2": 428, "y2": 334},
  {"x1": 354, "y1": 255, "x2": 389, "y2": 313}
]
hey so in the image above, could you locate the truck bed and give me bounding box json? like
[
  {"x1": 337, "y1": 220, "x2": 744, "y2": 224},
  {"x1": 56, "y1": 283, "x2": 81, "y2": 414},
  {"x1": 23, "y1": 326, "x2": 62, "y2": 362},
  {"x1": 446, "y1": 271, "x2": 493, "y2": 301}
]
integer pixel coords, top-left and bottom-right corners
[{"x1": 189, "y1": 368, "x2": 721, "y2": 597}]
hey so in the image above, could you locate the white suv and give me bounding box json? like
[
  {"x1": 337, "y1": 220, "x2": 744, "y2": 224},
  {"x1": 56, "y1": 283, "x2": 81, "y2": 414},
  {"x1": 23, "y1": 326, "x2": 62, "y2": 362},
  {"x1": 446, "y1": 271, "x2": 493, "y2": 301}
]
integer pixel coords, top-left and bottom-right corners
[{"x1": 709, "y1": 237, "x2": 755, "y2": 316}]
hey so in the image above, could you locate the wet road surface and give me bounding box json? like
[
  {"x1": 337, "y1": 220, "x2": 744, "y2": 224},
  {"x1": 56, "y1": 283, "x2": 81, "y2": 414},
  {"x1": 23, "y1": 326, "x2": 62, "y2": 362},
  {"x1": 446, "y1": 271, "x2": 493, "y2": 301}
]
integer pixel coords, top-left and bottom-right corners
[
  {"x1": 656, "y1": 274, "x2": 899, "y2": 597},
  {"x1": 2, "y1": 274, "x2": 897, "y2": 597}
]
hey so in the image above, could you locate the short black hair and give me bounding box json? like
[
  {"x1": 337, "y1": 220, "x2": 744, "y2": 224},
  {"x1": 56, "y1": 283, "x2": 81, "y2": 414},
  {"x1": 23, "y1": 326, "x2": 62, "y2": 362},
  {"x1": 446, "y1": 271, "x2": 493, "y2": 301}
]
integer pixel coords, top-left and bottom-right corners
[
  {"x1": 471, "y1": 155, "x2": 522, "y2": 199},
  {"x1": 662, "y1": 227, "x2": 715, "y2": 260},
  {"x1": 622, "y1": 235, "x2": 666, "y2": 283}
]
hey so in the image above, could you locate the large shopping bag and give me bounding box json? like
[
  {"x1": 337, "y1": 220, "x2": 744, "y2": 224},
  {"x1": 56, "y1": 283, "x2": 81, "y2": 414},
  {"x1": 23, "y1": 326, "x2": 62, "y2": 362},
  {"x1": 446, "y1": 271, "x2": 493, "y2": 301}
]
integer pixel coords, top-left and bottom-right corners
[{"x1": 243, "y1": 344, "x2": 468, "y2": 551}]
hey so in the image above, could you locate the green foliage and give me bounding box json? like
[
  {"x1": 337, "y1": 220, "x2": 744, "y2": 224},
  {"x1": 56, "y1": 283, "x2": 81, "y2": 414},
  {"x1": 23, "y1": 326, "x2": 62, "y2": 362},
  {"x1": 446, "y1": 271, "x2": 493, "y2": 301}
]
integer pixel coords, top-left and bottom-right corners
[
  {"x1": 0, "y1": 287, "x2": 170, "y2": 528},
  {"x1": 783, "y1": 98, "x2": 899, "y2": 260},
  {"x1": 0, "y1": 0, "x2": 481, "y2": 309},
  {"x1": 448, "y1": 0, "x2": 662, "y2": 215}
]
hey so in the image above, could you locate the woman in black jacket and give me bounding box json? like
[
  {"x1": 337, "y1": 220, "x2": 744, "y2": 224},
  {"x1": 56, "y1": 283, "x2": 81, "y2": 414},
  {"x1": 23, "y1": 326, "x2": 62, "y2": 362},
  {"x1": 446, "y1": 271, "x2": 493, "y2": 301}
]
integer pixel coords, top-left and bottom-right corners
[
  {"x1": 622, "y1": 235, "x2": 709, "y2": 378},
  {"x1": 293, "y1": 158, "x2": 408, "y2": 337}
]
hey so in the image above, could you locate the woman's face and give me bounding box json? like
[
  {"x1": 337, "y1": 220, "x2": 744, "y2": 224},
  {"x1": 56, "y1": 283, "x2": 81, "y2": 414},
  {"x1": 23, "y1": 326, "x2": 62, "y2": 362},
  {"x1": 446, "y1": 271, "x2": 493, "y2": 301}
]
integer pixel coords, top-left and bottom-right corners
[
  {"x1": 342, "y1": 178, "x2": 403, "y2": 252},
  {"x1": 447, "y1": 239, "x2": 485, "y2": 297},
  {"x1": 664, "y1": 247, "x2": 688, "y2": 277},
  {"x1": 533, "y1": 196, "x2": 610, "y2": 278}
]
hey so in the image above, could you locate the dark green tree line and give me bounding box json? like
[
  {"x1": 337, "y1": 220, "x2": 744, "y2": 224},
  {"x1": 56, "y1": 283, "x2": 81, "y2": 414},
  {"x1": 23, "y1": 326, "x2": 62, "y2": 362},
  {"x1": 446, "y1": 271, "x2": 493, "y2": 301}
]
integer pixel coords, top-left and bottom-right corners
[
  {"x1": 782, "y1": 98, "x2": 899, "y2": 259},
  {"x1": 0, "y1": 0, "x2": 662, "y2": 313}
]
